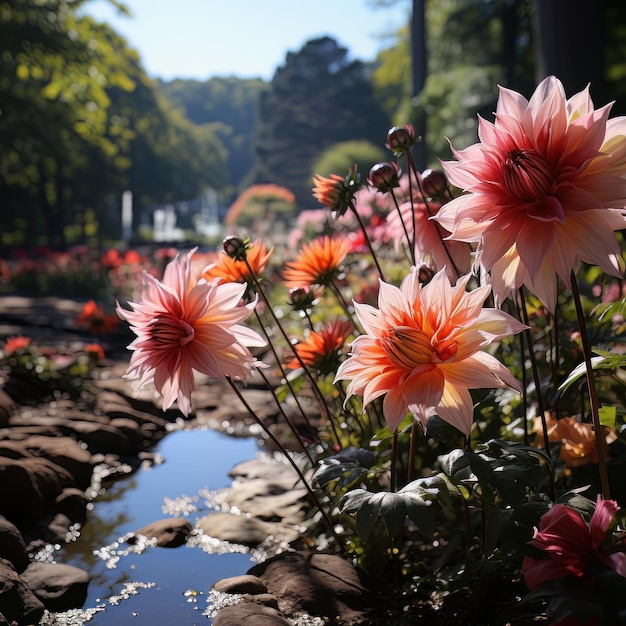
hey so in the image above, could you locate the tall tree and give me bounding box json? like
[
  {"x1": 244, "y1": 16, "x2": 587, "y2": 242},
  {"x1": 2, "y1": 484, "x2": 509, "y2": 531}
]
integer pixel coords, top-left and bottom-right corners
[{"x1": 251, "y1": 37, "x2": 391, "y2": 209}]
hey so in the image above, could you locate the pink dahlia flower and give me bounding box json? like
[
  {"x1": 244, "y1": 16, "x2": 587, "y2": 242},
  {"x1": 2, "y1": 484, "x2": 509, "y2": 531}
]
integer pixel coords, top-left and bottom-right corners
[
  {"x1": 523, "y1": 499, "x2": 626, "y2": 590},
  {"x1": 334, "y1": 268, "x2": 526, "y2": 435},
  {"x1": 435, "y1": 75, "x2": 626, "y2": 311},
  {"x1": 117, "y1": 249, "x2": 265, "y2": 415}
]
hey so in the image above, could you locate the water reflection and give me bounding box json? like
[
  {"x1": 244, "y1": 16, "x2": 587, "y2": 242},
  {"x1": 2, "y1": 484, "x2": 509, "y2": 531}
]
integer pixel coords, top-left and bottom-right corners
[{"x1": 51, "y1": 428, "x2": 260, "y2": 625}]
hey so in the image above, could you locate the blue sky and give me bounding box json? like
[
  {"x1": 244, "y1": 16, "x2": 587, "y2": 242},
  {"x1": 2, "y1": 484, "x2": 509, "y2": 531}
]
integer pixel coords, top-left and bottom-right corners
[{"x1": 85, "y1": 0, "x2": 410, "y2": 81}]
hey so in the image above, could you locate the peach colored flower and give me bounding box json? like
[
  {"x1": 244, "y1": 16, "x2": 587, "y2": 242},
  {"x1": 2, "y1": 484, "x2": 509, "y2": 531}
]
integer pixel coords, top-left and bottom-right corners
[
  {"x1": 116, "y1": 249, "x2": 266, "y2": 415},
  {"x1": 288, "y1": 320, "x2": 354, "y2": 376},
  {"x1": 436, "y1": 75, "x2": 626, "y2": 311},
  {"x1": 523, "y1": 499, "x2": 626, "y2": 590},
  {"x1": 282, "y1": 235, "x2": 352, "y2": 289},
  {"x1": 534, "y1": 414, "x2": 611, "y2": 468},
  {"x1": 203, "y1": 240, "x2": 274, "y2": 288},
  {"x1": 334, "y1": 268, "x2": 526, "y2": 435}
]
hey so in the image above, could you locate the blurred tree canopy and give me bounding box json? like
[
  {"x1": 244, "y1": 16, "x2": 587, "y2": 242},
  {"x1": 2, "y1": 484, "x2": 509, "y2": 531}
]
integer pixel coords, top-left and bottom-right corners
[
  {"x1": 2, "y1": 0, "x2": 625, "y2": 249},
  {"x1": 0, "y1": 0, "x2": 226, "y2": 249},
  {"x1": 158, "y1": 77, "x2": 266, "y2": 201},
  {"x1": 251, "y1": 37, "x2": 391, "y2": 209}
]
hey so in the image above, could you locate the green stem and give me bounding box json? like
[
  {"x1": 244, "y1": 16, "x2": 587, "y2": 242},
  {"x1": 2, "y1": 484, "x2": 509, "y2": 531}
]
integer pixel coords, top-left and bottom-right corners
[
  {"x1": 226, "y1": 376, "x2": 341, "y2": 545},
  {"x1": 245, "y1": 260, "x2": 343, "y2": 447},
  {"x1": 349, "y1": 203, "x2": 386, "y2": 282},
  {"x1": 570, "y1": 271, "x2": 611, "y2": 500},
  {"x1": 518, "y1": 287, "x2": 554, "y2": 501}
]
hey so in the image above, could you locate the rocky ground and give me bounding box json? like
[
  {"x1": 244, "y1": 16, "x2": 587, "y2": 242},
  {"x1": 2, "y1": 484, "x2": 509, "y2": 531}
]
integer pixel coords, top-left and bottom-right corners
[{"x1": 0, "y1": 294, "x2": 384, "y2": 626}]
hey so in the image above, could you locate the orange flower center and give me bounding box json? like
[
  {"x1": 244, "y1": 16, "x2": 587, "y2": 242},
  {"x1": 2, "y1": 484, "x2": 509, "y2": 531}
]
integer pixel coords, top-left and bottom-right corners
[
  {"x1": 150, "y1": 317, "x2": 194, "y2": 348},
  {"x1": 502, "y1": 149, "x2": 554, "y2": 202},
  {"x1": 381, "y1": 326, "x2": 433, "y2": 369}
]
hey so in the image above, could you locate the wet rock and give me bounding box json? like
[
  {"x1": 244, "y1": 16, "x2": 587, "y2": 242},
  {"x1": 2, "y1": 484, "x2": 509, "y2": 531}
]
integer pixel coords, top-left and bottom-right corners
[
  {"x1": 54, "y1": 487, "x2": 88, "y2": 525},
  {"x1": 45, "y1": 513, "x2": 75, "y2": 543},
  {"x1": 0, "y1": 518, "x2": 29, "y2": 573},
  {"x1": 212, "y1": 574, "x2": 267, "y2": 595},
  {"x1": 212, "y1": 603, "x2": 291, "y2": 626},
  {"x1": 197, "y1": 512, "x2": 300, "y2": 548},
  {"x1": 0, "y1": 558, "x2": 45, "y2": 626},
  {"x1": 0, "y1": 456, "x2": 75, "y2": 522},
  {"x1": 0, "y1": 390, "x2": 15, "y2": 426},
  {"x1": 225, "y1": 479, "x2": 308, "y2": 524},
  {"x1": 20, "y1": 435, "x2": 92, "y2": 489},
  {"x1": 20, "y1": 561, "x2": 89, "y2": 612},
  {"x1": 66, "y1": 420, "x2": 134, "y2": 456},
  {"x1": 131, "y1": 518, "x2": 193, "y2": 548},
  {"x1": 249, "y1": 551, "x2": 371, "y2": 624}
]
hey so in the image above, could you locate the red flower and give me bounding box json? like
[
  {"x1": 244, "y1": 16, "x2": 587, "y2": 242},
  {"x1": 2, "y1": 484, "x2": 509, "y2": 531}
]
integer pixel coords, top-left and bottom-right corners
[
  {"x1": 3, "y1": 336, "x2": 31, "y2": 355},
  {"x1": 523, "y1": 499, "x2": 626, "y2": 591}
]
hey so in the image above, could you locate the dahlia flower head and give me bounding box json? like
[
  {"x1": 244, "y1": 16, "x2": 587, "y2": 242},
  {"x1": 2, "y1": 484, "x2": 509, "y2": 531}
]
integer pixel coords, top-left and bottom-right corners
[
  {"x1": 117, "y1": 249, "x2": 265, "y2": 415},
  {"x1": 334, "y1": 267, "x2": 526, "y2": 436},
  {"x1": 523, "y1": 498, "x2": 626, "y2": 591},
  {"x1": 436, "y1": 75, "x2": 626, "y2": 311}
]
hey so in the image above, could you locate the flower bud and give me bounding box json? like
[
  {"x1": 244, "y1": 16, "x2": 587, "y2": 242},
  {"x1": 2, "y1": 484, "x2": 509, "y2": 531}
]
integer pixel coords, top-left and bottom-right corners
[
  {"x1": 416, "y1": 264, "x2": 436, "y2": 285},
  {"x1": 367, "y1": 162, "x2": 401, "y2": 193},
  {"x1": 386, "y1": 125, "x2": 416, "y2": 155},
  {"x1": 421, "y1": 168, "x2": 449, "y2": 199},
  {"x1": 222, "y1": 236, "x2": 248, "y2": 261}
]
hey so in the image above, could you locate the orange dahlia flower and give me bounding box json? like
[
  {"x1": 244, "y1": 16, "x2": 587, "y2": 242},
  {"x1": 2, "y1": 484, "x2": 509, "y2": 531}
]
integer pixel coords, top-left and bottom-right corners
[
  {"x1": 116, "y1": 249, "x2": 265, "y2": 415},
  {"x1": 436, "y1": 75, "x2": 626, "y2": 311},
  {"x1": 283, "y1": 235, "x2": 352, "y2": 289},
  {"x1": 334, "y1": 268, "x2": 526, "y2": 435},
  {"x1": 203, "y1": 240, "x2": 274, "y2": 288},
  {"x1": 288, "y1": 319, "x2": 354, "y2": 376}
]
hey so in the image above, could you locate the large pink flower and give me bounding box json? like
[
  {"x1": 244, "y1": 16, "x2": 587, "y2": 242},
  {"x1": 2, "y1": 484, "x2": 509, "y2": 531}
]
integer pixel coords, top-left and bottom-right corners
[
  {"x1": 435, "y1": 75, "x2": 626, "y2": 311},
  {"x1": 334, "y1": 268, "x2": 526, "y2": 435},
  {"x1": 523, "y1": 499, "x2": 626, "y2": 590},
  {"x1": 117, "y1": 249, "x2": 265, "y2": 415}
]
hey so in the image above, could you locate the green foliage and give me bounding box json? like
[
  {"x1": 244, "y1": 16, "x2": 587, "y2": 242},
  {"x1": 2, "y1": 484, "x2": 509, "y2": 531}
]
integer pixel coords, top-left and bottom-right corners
[
  {"x1": 158, "y1": 77, "x2": 266, "y2": 201},
  {"x1": 251, "y1": 36, "x2": 391, "y2": 209},
  {"x1": 311, "y1": 140, "x2": 387, "y2": 180}
]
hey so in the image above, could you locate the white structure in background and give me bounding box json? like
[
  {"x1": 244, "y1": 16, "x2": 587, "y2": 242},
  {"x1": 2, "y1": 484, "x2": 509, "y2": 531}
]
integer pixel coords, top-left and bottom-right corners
[
  {"x1": 153, "y1": 205, "x2": 185, "y2": 242},
  {"x1": 194, "y1": 190, "x2": 222, "y2": 239},
  {"x1": 121, "y1": 190, "x2": 133, "y2": 242}
]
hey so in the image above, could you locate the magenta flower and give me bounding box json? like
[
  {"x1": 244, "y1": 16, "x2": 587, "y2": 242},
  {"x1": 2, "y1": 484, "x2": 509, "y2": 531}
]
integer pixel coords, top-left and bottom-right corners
[
  {"x1": 523, "y1": 499, "x2": 626, "y2": 591},
  {"x1": 435, "y1": 76, "x2": 626, "y2": 311},
  {"x1": 334, "y1": 267, "x2": 525, "y2": 436},
  {"x1": 117, "y1": 249, "x2": 265, "y2": 415}
]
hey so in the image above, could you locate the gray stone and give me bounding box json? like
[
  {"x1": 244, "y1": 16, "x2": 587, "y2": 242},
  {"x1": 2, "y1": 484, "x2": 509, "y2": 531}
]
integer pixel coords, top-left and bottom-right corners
[
  {"x1": 16, "y1": 435, "x2": 93, "y2": 489},
  {"x1": 212, "y1": 574, "x2": 267, "y2": 595},
  {"x1": 249, "y1": 551, "x2": 371, "y2": 624},
  {"x1": 0, "y1": 518, "x2": 28, "y2": 573},
  {"x1": 212, "y1": 603, "x2": 291, "y2": 626},
  {"x1": 20, "y1": 561, "x2": 89, "y2": 612},
  {"x1": 0, "y1": 456, "x2": 74, "y2": 522},
  {"x1": 197, "y1": 512, "x2": 300, "y2": 548},
  {"x1": 131, "y1": 518, "x2": 193, "y2": 548},
  {"x1": 0, "y1": 558, "x2": 45, "y2": 626}
]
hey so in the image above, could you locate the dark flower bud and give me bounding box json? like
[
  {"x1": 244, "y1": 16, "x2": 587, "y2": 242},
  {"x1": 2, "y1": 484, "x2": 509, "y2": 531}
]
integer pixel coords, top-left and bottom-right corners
[
  {"x1": 222, "y1": 236, "x2": 249, "y2": 261},
  {"x1": 421, "y1": 168, "x2": 449, "y2": 199},
  {"x1": 288, "y1": 286, "x2": 320, "y2": 311},
  {"x1": 386, "y1": 125, "x2": 416, "y2": 155},
  {"x1": 367, "y1": 162, "x2": 401, "y2": 193},
  {"x1": 417, "y1": 264, "x2": 436, "y2": 285}
]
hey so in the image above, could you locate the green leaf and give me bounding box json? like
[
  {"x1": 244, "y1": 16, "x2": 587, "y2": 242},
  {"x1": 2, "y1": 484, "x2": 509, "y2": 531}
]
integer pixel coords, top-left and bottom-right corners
[{"x1": 599, "y1": 405, "x2": 617, "y2": 430}]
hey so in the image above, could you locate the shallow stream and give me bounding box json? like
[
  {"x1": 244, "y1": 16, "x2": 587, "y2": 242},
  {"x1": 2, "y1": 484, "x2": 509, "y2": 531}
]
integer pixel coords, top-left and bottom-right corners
[{"x1": 46, "y1": 428, "x2": 261, "y2": 626}]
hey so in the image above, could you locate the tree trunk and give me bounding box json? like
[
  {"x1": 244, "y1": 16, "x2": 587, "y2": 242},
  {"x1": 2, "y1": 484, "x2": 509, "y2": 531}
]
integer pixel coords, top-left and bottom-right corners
[
  {"x1": 533, "y1": 0, "x2": 605, "y2": 102},
  {"x1": 410, "y1": 0, "x2": 427, "y2": 170}
]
